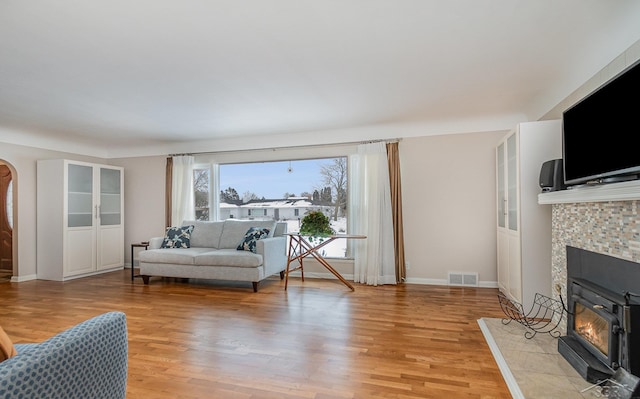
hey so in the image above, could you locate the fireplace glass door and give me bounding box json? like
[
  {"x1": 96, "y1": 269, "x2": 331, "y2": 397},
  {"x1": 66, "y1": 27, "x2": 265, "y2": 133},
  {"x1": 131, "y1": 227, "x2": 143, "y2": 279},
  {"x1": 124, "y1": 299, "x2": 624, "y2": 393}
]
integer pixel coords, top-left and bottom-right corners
[{"x1": 574, "y1": 302, "x2": 609, "y2": 357}]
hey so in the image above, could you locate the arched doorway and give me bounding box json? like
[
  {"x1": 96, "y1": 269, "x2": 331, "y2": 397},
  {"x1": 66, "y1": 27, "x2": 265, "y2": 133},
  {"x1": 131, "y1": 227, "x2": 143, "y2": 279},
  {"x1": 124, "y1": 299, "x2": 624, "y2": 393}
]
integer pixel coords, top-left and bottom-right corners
[{"x1": 0, "y1": 161, "x2": 15, "y2": 282}]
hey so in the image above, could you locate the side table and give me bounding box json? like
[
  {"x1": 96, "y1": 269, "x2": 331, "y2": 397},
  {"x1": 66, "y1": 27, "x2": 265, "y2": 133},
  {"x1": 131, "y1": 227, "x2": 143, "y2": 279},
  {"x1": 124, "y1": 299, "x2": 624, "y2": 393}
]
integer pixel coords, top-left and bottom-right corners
[
  {"x1": 130, "y1": 242, "x2": 149, "y2": 281},
  {"x1": 285, "y1": 233, "x2": 366, "y2": 291}
]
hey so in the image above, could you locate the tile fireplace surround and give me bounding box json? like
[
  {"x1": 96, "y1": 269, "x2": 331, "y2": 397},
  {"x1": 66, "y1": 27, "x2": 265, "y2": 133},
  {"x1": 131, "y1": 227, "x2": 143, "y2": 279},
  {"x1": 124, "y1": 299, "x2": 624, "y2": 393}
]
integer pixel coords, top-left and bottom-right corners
[
  {"x1": 539, "y1": 181, "x2": 640, "y2": 332},
  {"x1": 480, "y1": 183, "x2": 640, "y2": 397},
  {"x1": 550, "y1": 199, "x2": 640, "y2": 333}
]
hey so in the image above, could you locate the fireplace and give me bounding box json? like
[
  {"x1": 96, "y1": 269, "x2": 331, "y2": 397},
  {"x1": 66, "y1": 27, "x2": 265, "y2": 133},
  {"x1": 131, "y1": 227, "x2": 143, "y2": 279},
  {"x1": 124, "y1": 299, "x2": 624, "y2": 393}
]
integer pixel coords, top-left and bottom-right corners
[
  {"x1": 558, "y1": 247, "x2": 640, "y2": 383},
  {"x1": 574, "y1": 296, "x2": 613, "y2": 360}
]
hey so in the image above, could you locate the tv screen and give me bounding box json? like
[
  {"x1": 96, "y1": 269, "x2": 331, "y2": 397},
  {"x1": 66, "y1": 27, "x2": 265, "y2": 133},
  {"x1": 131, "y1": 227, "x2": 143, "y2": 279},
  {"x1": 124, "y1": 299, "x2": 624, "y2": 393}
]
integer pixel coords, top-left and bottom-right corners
[{"x1": 562, "y1": 59, "x2": 640, "y2": 186}]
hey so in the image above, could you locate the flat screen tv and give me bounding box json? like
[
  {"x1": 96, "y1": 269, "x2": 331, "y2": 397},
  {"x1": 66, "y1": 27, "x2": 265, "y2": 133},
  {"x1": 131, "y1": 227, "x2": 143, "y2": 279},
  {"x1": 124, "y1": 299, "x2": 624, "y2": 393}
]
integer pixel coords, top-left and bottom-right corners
[{"x1": 562, "y1": 59, "x2": 640, "y2": 186}]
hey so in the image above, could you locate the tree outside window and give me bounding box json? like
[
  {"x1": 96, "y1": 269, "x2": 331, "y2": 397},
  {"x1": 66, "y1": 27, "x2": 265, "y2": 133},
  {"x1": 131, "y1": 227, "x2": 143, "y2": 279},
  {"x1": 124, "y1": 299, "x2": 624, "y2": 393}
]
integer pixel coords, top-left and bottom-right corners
[{"x1": 193, "y1": 168, "x2": 210, "y2": 220}]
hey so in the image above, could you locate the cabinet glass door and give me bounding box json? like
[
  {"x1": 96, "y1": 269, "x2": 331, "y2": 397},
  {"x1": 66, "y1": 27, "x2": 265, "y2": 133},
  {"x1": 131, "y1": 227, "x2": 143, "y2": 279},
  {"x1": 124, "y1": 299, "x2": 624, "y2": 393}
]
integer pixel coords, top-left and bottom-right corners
[
  {"x1": 497, "y1": 143, "x2": 505, "y2": 228},
  {"x1": 67, "y1": 164, "x2": 93, "y2": 227},
  {"x1": 507, "y1": 134, "x2": 518, "y2": 231},
  {"x1": 100, "y1": 168, "x2": 121, "y2": 226}
]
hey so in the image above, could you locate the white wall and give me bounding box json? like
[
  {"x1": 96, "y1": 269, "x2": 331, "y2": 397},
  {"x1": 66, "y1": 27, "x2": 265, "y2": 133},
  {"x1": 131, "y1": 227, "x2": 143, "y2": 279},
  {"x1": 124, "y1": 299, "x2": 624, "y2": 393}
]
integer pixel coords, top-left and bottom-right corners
[
  {"x1": 109, "y1": 131, "x2": 506, "y2": 284},
  {"x1": 543, "y1": 39, "x2": 640, "y2": 120},
  {"x1": 110, "y1": 156, "x2": 167, "y2": 264},
  {"x1": 0, "y1": 128, "x2": 562, "y2": 287},
  {"x1": 400, "y1": 131, "x2": 506, "y2": 286},
  {"x1": 0, "y1": 148, "x2": 174, "y2": 278},
  {"x1": 0, "y1": 142, "x2": 104, "y2": 280}
]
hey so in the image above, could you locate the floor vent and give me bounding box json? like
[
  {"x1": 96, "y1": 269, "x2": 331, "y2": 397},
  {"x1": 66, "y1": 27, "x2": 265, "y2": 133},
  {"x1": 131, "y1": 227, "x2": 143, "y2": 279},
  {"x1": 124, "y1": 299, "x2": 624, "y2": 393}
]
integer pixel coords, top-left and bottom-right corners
[{"x1": 448, "y1": 272, "x2": 479, "y2": 287}]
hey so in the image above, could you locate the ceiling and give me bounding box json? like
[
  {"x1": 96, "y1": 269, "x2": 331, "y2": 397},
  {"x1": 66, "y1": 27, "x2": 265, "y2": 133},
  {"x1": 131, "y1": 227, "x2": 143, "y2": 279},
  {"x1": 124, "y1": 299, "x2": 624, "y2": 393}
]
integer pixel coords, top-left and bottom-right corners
[{"x1": 1, "y1": 1, "x2": 640, "y2": 158}]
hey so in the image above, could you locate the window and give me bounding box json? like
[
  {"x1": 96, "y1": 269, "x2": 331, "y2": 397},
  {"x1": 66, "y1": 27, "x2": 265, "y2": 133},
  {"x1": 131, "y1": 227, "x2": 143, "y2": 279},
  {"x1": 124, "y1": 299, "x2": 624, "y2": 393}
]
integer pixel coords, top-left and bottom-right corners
[
  {"x1": 193, "y1": 167, "x2": 210, "y2": 221},
  {"x1": 5, "y1": 180, "x2": 12, "y2": 229},
  {"x1": 193, "y1": 157, "x2": 349, "y2": 257}
]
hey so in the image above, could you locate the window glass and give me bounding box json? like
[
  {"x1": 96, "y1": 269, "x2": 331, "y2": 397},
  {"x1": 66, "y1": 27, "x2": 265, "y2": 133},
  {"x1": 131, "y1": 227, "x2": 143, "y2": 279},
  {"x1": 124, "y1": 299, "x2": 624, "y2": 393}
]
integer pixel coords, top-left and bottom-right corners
[
  {"x1": 6, "y1": 180, "x2": 12, "y2": 229},
  {"x1": 195, "y1": 157, "x2": 349, "y2": 257},
  {"x1": 193, "y1": 168, "x2": 210, "y2": 220}
]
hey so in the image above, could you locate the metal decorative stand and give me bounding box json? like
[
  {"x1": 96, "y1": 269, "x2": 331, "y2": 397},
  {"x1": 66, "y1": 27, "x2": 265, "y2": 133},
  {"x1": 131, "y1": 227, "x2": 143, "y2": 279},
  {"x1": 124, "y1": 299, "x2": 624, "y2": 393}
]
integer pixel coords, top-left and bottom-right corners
[{"x1": 497, "y1": 291, "x2": 565, "y2": 339}]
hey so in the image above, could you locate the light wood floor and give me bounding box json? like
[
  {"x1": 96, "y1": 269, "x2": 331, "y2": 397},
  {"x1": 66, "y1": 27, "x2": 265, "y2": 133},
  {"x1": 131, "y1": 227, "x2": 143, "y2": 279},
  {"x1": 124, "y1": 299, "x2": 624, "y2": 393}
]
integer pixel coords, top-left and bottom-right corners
[{"x1": 0, "y1": 270, "x2": 510, "y2": 398}]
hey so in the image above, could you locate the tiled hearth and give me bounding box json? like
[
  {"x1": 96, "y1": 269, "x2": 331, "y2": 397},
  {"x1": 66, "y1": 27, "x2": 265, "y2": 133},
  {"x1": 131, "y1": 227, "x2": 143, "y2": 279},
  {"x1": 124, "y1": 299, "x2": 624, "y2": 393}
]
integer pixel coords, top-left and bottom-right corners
[{"x1": 479, "y1": 318, "x2": 596, "y2": 398}]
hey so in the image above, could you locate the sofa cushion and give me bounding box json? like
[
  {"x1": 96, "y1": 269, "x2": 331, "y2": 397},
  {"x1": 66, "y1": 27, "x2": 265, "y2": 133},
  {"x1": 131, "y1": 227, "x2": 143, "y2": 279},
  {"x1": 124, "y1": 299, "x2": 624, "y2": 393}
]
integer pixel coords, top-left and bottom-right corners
[
  {"x1": 139, "y1": 247, "x2": 212, "y2": 265},
  {"x1": 218, "y1": 220, "x2": 277, "y2": 249},
  {"x1": 182, "y1": 220, "x2": 224, "y2": 248},
  {"x1": 161, "y1": 225, "x2": 195, "y2": 248},
  {"x1": 194, "y1": 249, "x2": 263, "y2": 268},
  {"x1": 237, "y1": 227, "x2": 270, "y2": 253},
  {"x1": 0, "y1": 325, "x2": 17, "y2": 362}
]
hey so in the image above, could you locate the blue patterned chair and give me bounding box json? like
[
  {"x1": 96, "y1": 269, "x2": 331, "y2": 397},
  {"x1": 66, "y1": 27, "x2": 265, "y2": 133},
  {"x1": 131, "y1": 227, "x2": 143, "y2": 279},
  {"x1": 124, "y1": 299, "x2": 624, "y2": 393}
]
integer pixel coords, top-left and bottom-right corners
[{"x1": 0, "y1": 311, "x2": 128, "y2": 399}]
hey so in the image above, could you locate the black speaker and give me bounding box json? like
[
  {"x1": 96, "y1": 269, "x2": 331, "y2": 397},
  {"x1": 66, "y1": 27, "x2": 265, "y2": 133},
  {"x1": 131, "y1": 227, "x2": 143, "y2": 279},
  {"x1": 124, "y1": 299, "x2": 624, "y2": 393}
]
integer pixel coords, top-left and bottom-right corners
[{"x1": 539, "y1": 159, "x2": 565, "y2": 192}]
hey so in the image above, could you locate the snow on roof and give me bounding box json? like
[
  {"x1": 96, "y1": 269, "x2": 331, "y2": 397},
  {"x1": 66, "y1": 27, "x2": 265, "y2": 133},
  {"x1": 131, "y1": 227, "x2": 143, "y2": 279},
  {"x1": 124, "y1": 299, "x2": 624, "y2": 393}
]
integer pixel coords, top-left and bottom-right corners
[
  {"x1": 243, "y1": 198, "x2": 314, "y2": 208},
  {"x1": 220, "y1": 198, "x2": 325, "y2": 208}
]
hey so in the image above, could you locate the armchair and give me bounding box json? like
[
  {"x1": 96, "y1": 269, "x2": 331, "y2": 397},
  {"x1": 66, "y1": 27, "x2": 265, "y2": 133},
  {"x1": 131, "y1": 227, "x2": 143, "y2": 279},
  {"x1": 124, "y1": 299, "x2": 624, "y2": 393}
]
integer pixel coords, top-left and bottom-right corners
[{"x1": 0, "y1": 312, "x2": 128, "y2": 399}]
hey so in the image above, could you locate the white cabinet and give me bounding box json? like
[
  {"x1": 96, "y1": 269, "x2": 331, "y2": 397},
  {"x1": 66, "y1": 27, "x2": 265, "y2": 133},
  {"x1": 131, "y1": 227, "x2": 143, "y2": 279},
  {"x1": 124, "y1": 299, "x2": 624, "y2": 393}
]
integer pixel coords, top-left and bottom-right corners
[
  {"x1": 37, "y1": 160, "x2": 124, "y2": 280},
  {"x1": 496, "y1": 120, "x2": 561, "y2": 310}
]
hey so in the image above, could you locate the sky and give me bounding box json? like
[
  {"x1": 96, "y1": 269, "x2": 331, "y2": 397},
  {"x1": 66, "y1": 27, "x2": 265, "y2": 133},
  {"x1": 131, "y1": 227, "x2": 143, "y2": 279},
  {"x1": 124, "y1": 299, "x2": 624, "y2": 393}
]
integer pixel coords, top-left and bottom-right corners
[{"x1": 219, "y1": 158, "x2": 340, "y2": 199}]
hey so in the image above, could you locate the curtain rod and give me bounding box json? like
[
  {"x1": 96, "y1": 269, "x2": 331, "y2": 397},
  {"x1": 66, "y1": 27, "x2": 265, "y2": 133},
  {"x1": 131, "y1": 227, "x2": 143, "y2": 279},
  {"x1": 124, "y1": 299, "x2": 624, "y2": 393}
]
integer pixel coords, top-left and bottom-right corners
[{"x1": 168, "y1": 138, "x2": 401, "y2": 157}]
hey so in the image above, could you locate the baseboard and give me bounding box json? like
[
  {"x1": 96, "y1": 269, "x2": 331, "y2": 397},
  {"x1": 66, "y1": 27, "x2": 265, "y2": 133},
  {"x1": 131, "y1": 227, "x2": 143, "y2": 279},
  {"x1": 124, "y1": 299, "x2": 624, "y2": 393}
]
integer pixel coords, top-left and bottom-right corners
[
  {"x1": 287, "y1": 271, "x2": 397, "y2": 285},
  {"x1": 10, "y1": 274, "x2": 37, "y2": 282},
  {"x1": 404, "y1": 277, "x2": 448, "y2": 285},
  {"x1": 405, "y1": 277, "x2": 498, "y2": 288},
  {"x1": 286, "y1": 271, "x2": 355, "y2": 280}
]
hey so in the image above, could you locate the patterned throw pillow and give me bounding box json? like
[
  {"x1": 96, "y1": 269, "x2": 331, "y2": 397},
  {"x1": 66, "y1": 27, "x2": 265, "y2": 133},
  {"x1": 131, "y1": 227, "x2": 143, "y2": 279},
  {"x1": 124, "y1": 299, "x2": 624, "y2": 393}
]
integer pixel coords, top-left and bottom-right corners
[
  {"x1": 236, "y1": 227, "x2": 270, "y2": 253},
  {"x1": 161, "y1": 225, "x2": 195, "y2": 249}
]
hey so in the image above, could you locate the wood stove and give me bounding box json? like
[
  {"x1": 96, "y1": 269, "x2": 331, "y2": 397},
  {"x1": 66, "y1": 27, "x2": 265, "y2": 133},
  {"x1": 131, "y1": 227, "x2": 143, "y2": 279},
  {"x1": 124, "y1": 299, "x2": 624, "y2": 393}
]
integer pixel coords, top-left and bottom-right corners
[{"x1": 559, "y1": 247, "x2": 640, "y2": 383}]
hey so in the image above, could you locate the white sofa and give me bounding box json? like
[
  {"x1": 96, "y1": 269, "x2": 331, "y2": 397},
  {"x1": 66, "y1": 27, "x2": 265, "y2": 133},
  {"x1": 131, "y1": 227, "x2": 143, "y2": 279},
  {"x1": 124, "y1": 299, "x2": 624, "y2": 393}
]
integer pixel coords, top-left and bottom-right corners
[{"x1": 139, "y1": 219, "x2": 288, "y2": 292}]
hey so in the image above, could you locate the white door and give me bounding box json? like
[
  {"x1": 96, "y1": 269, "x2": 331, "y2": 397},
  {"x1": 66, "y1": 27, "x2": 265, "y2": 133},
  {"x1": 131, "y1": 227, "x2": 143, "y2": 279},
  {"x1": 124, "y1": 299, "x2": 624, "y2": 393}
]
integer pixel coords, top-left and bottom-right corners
[
  {"x1": 506, "y1": 133, "x2": 522, "y2": 303},
  {"x1": 496, "y1": 132, "x2": 523, "y2": 303},
  {"x1": 97, "y1": 167, "x2": 124, "y2": 270},
  {"x1": 65, "y1": 163, "x2": 97, "y2": 276},
  {"x1": 496, "y1": 142, "x2": 509, "y2": 293}
]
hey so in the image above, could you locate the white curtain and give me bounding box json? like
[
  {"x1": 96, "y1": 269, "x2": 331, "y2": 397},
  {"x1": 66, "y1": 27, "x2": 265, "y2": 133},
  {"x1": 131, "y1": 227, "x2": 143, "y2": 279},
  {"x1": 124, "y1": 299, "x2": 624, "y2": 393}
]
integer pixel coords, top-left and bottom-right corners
[
  {"x1": 349, "y1": 142, "x2": 396, "y2": 285},
  {"x1": 171, "y1": 155, "x2": 195, "y2": 225}
]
